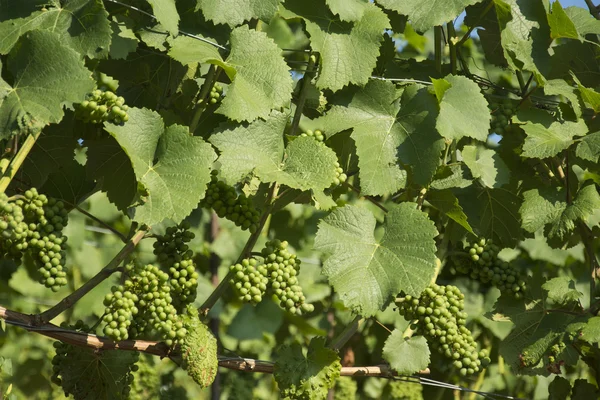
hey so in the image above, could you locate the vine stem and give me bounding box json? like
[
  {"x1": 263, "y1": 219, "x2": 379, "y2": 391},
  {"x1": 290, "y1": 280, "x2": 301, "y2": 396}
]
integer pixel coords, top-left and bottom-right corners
[
  {"x1": 35, "y1": 228, "x2": 148, "y2": 325},
  {"x1": 447, "y1": 22, "x2": 458, "y2": 75},
  {"x1": 329, "y1": 315, "x2": 364, "y2": 351},
  {"x1": 208, "y1": 212, "x2": 222, "y2": 400},
  {"x1": 580, "y1": 222, "x2": 600, "y2": 308},
  {"x1": 68, "y1": 201, "x2": 127, "y2": 243},
  {"x1": 434, "y1": 26, "x2": 443, "y2": 75},
  {"x1": 342, "y1": 182, "x2": 388, "y2": 213},
  {"x1": 290, "y1": 53, "x2": 318, "y2": 136},
  {"x1": 585, "y1": 0, "x2": 600, "y2": 19},
  {"x1": 0, "y1": 130, "x2": 41, "y2": 194},
  {"x1": 199, "y1": 183, "x2": 280, "y2": 315},
  {"x1": 189, "y1": 65, "x2": 220, "y2": 134},
  {"x1": 456, "y1": 1, "x2": 494, "y2": 47},
  {"x1": 0, "y1": 306, "x2": 430, "y2": 375}
]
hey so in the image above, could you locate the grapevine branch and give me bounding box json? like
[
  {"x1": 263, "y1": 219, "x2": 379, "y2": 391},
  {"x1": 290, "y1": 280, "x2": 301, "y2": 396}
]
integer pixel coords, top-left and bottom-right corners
[
  {"x1": 35, "y1": 228, "x2": 148, "y2": 325},
  {"x1": 0, "y1": 129, "x2": 42, "y2": 194},
  {"x1": 67, "y1": 201, "x2": 128, "y2": 243},
  {"x1": 290, "y1": 53, "x2": 318, "y2": 136},
  {"x1": 0, "y1": 306, "x2": 429, "y2": 376}
]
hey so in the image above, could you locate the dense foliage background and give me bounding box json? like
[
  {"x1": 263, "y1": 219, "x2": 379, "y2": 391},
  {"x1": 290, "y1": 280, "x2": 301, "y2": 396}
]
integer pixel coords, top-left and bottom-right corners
[{"x1": 1, "y1": 0, "x2": 600, "y2": 399}]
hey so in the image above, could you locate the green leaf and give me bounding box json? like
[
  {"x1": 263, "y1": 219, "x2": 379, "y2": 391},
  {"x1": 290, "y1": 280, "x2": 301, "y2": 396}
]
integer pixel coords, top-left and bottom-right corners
[
  {"x1": 542, "y1": 277, "x2": 583, "y2": 306},
  {"x1": 571, "y1": 73, "x2": 600, "y2": 113},
  {"x1": 435, "y1": 75, "x2": 491, "y2": 142},
  {"x1": 314, "y1": 204, "x2": 438, "y2": 316},
  {"x1": 167, "y1": 36, "x2": 228, "y2": 70},
  {"x1": 42, "y1": 158, "x2": 96, "y2": 205},
  {"x1": 516, "y1": 110, "x2": 588, "y2": 158},
  {"x1": 572, "y1": 379, "x2": 599, "y2": 399},
  {"x1": 219, "y1": 25, "x2": 293, "y2": 122},
  {"x1": 325, "y1": 0, "x2": 369, "y2": 21},
  {"x1": 548, "y1": 376, "x2": 571, "y2": 400},
  {"x1": 376, "y1": 0, "x2": 483, "y2": 32},
  {"x1": 580, "y1": 316, "x2": 600, "y2": 344},
  {"x1": 564, "y1": 6, "x2": 600, "y2": 36},
  {"x1": 382, "y1": 333, "x2": 430, "y2": 375},
  {"x1": 430, "y1": 164, "x2": 472, "y2": 190},
  {"x1": 196, "y1": 0, "x2": 281, "y2": 27},
  {"x1": 283, "y1": 0, "x2": 389, "y2": 91},
  {"x1": 319, "y1": 80, "x2": 407, "y2": 196},
  {"x1": 544, "y1": 79, "x2": 582, "y2": 117},
  {"x1": 145, "y1": 0, "x2": 179, "y2": 35},
  {"x1": 227, "y1": 301, "x2": 284, "y2": 340},
  {"x1": 427, "y1": 189, "x2": 474, "y2": 234},
  {"x1": 0, "y1": 30, "x2": 94, "y2": 138},
  {"x1": 396, "y1": 85, "x2": 445, "y2": 186},
  {"x1": 547, "y1": 1, "x2": 579, "y2": 40},
  {"x1": 86, "y1": 137, "x2": 137, "y2": 211},
  {"x1": 520, "y1": 185, "x2": 600, "y2": 243},
  {"x1": 464, "y1": 0, "x2": 511, "y2": 67},
  {"x1": 0, "y1": 0, "x2": 112, "y2": 58},
  {"x1": 274, "y1": 337, "x2": 341, "y2": 400},
  {"x1": 109, "y1": 17, "x2": 139, "y2": 60},
  {"x1": 104, "y1": 108, "x2": 216, "y2": 225},
  {"x1": 457, "y1": 186, "x2": 522, "y2": 246},
  {"x1": 462, "y1": 145, "x2": 510, "y2": 188},
  {"x1": 55, "y1": 344, "x2": 138, "y2": 400},
  {"x1": 576, "y1": 131, "x2": 600, "y2": 163}
]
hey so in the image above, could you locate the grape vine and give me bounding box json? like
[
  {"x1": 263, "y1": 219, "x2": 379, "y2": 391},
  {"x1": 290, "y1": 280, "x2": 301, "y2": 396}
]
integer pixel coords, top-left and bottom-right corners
[{"x1": 74, "y1": 88, "x2": 130, "y2": 124}]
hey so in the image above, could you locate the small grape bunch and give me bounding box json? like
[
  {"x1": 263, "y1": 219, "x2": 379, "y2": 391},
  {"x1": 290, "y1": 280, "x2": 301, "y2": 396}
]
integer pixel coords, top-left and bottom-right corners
[
  {"x1": 450, "y1": 238, "x2": 527, "y2": 298},
  {"x1": 29, "y1": 233, "x2": 68, "y2": 291},
  {"x1": 102, "y1": 281, "x2": 139, "y2": 341},
  {"x1": 75, "y1": 88, "x2": 130, "y2": 124},
  {"x1": 0, "y1": 192, "x2": 29, "y2": 263},
  {"x1": 209, "y1": 84, "x2": 223, "y2": 105},
  {"x1": 396, "y1": 284, "x2": 490, "y2": 376},
  {"x1": 488, "y1": 98, "x2": 517, "y2": 135},
  {"x1": 300, "y1": 129, "x2": 325, "y2": 142},
  {"x1": 261, "y1": 240, "x2": 314, "y2": 315},
  {"x1": 332, "y1": 161, "x2": 347, "y2": 186},
  {"x1": 202, "y1": 171, "x2": 261, "y2": 233},
  {"x1": 229, "y1": 258, "x2": 269, "y2": 304},
  {"x1": 153, "y1": 221, "x2": 199, "y2": 309}
]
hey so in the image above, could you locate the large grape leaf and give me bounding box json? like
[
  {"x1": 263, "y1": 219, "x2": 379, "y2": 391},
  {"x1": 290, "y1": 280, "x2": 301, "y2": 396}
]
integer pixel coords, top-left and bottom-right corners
[
  {"x1": 576, "y1": 132, "x2": 600, "y2": 163},
  {"x1": 565, "y1": 6, "x2": 600, "y2": 36},
  {"x1": 196, "y1": 0, "x2": 281, "y2": 27},
  {"x1": 520, "y1": 185, "x2": 600, "y2": 244},
  {"x1": 0, "y1": 0, "x2": 112, "y2": 58},
  {"x1": 457, "y1": 186, "x2": 522, "y2": 246},
  {"x1": 434, "y1": 75, "x2": 491, "y2": 142},
  {"x1": 210, "y1": 112, "x2": 338, "y2": 192},
  {"x1": 376, "y1": 0, "x2": 483, "y2": 32},
  {"x1": 396, "y1": 84, "x2": 444, "y2": 186},
  {"x1": 0, "y1": 30, "x2": 94, "y2": 139},
  {"x1": 462, "y1": 145, "x2": 510, "y2": 188},
  {"x1": 318, "y1": 80, "x2": 407, "y2": 196},
  {"x1": 109, "y1": 17, "x2": 139, "y2": 60},
  {"x1": 382, "y1": 332, "x2": 430, "y2": 375},
  {"x1": 325, "y1": 0, "x2": 369, "y2": 22},
  {"x1": 273, "y1": 337, "x2": 341, "y2": 400},
  {"x1": 282, "y1": 0, "x2": 389, "y2": 92},
  {"x1": 314, "y1": 204, "x2": 438, "y2": 316},
  {"x1": 145, "y1": 0, "x2": 179, "y2": 35},
  {"x1": 104, "y1": 108, "x2": 216, "y2": 225},
  {"x1": 547, "y1": 1, "x2": 578, "y2": 40},
  {"x1": 56, "y1": 344, "x2": 138, "y2": 400},
  {"x1": 218, "y1": 25, "x2": 293, "y2": 122}
]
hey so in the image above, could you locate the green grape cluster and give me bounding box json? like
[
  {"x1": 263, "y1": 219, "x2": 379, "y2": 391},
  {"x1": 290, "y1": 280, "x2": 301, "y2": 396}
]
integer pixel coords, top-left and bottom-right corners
[
  {"x1": 395, "y1": 284, "x2": 490, "y2": 376},
  {"x1": 75, "y1": 88, "x2": 130, "y2": 124},
  {"x1": 488, "y1": 98, "x2": 517, "y2": 135},
  {"x1": 153, "y1": 221, "x2": 199, "y2": 308},
  {"x1": 102, "y1": 263, "x2": 186, "y2": 346},
  {"x1": 332, "y1": 161, "x2": 348, "y2": 186},
  {"x1": 209, "y1": 84, "x2": 223, "y2": 105},
  {"x1": 300, "y1": 129, "x2": 325, "y2": 142},
  {"x1": 0, "y1": 189, "x2": 69, "y2": 291},
  {"x1": 229, "y1": 258, "x2": 269, "y2": 304},
  {"x1": 450, "y1": 238, "x2": 527, "y2": 298},
  {"x1": 202, "y1": 171, "x2": 261, "y2": 232}
]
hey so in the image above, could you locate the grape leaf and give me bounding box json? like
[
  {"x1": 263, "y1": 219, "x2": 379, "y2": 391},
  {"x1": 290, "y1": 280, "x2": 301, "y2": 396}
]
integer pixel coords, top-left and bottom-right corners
[
  {"x1": 0, "y1": 30, "x2": 94, "y2": 139},
  {"x1": 196, "y1": 0, "x2": 281, "y2": 27},
  {"x1": 580, "y1": 316, "x2": 600, "y2": 344},
  {"x1": 520, "y1": 185, "x2": 600, "y2": 244},
  {"x1": 396, "y1": 84, "x2": 445, "y2": 186},
  {"x1": 86, "y1": 137, "x2": 137, "y2": 211},
  {"x1": 565, "y1": 6, "x2": 600, "y2": 36},
  {"x1": 145, "y1": 0, "x2": 179, "y2": 35},
  {"x1": 167, "y1": 36, "x2": 228, "y2": 70},
  {"x1": 427, "y1": 189, "x2": 475, "y2": 234},
  {"x1": 0, "y1": 0, "x2": 112, "y2": 58},
  {"x1": 544, "y1": 79, "x2": 582, "y2": 117},
  {"x1": 549, "y1": 377, "x2": 571, "y2": 400},
  {"x1": 382, "y1": 332, "x2": 430, "y2": 375},
  {"x1": 572, "y1": 380, "x2": 599, "y2": 400},
  {"x1": 576, "y1": 131, "x2": 600, "y2": 163},
  {"x1": 318, "y1": 80, "x2": 407, "y2": 196},
  {"x1": 104, "y1": 108, "x2": 216, "y2": 225},
  {"x1": 457, "y1": 186, "x2": 522, "y2": 246},
  {"x1": 376, "y1": 0, "x2": 483, "y2": 32},
  {"x1": 430, "y1": 164, "x2": 472, "y2": 190},
  {"x1": 41, "y1": 158, "x2": 96, "y2": 205},
  {"x1": 218, "y1": 25, "x2": 293, "y2": 122},
  {"x1": 462, "y1": 145, "x2": 510, "y2": 188},
  {"x1": 273, "y1": 337, "x2": 341, "y2": 400},
  {"x1": 325, "y1": 0, "x2": 369, "y2": 21},
  {"x1": 541, "y1": 277, "x2": 583, "y2": 306},
  {"x1": 211, "y1": 113, "x2": 338, "y2": 191},
  {"x1": 282, "y1": 0, "x2": 389, "y2": 92},
  {"x1": 571, "y1": 73, "x2": 600, "y2": 113},
  {"x1": 56, "y1": 344, "x2": 138, "y2": 400},
  {"x1": 464, "y1": 0, "x2": 510, "y2": 67},
  {"x1": 314, "y1": 204, "x2": 438, "y2": 316},
  {"x1": 109, "y1": 17, "x2": 139, "y2": 60},
  {"x1": 547, "y1": 0, "x2": 578, "y2": 40},
  {"x1": 435, "y1": 75, "x2": 491, "y2": 142}
]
